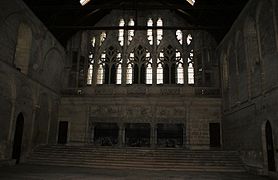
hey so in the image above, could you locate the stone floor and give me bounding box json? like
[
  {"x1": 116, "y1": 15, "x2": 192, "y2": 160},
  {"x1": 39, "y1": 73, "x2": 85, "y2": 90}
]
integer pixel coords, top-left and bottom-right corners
[{"x1": 0, "y1": 164, "x2": 271, "y2": 180}]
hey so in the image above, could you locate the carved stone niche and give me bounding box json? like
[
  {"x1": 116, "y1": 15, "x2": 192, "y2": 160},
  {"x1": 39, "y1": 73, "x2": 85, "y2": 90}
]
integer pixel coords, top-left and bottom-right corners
[{"x1": 160, "y1": 87, "x2": 181, "y2": 95}]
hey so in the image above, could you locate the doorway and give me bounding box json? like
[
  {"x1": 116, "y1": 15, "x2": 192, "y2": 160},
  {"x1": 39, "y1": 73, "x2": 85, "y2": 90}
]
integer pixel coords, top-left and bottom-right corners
[
  {"x1": 209, "y1": 123, "x2": 221, "y2": 148},
  {"x1": 266, "y1": 121, "x2": 276, "y2": 171},
  {"x1": 12, "y1": 113, "x2": 24, "y2": 164},
  {"x1": 57, "y1": 121, "x2": 68, "y2": 144}
]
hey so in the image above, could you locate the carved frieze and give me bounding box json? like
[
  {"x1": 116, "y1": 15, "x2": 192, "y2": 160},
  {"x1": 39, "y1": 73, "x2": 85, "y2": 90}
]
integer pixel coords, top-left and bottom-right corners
[{"x1": 160, "y1": 88, "x2": 180, "y2": 95}]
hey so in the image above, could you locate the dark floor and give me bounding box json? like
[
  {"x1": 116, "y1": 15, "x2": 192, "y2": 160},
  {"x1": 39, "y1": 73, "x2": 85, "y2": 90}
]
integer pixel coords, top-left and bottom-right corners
[{"x1": 0, "y1": 164, "x2": 271, "y2": 180}]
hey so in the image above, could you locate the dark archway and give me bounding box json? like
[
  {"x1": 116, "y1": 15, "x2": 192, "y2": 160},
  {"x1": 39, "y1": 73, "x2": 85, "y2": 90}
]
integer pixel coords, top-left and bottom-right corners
[
  {"x1": 266, "y1": 121, "x2": 276, "y2": 171},
  {"x1": 12, "y1": 113, "x2": 24, "y2": 164}
]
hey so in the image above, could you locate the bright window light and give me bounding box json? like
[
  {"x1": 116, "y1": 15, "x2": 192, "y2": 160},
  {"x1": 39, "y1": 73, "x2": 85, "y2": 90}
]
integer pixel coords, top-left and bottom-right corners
[
  {"x1": 80, "y1": 0, "x2": 90, "y2": 6},
  {"x1": 187, "y1": 0, "x2": 195, "y2": 6}
]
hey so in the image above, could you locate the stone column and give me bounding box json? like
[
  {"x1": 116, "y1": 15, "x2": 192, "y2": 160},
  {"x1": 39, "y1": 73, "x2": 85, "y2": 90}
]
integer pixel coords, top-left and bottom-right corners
[
  {"x1": 150, "y1": 123, "x2": 157, "y2": 148},
  {"x1": 118, "y1": 123, "x2": 125, "y2": 147}
]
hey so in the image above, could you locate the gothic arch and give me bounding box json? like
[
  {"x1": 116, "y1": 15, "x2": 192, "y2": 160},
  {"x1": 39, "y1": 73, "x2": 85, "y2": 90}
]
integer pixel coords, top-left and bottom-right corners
[
  {"x1": 244, "y1": 17, "x2": 261, "y2": 97},
  {"x1": 99, "y1": 31, "x2": 122, "y2": 54},
  {"x1": 14, "y1": 23, "x2": 32, "y2": 74},
  {"x1": 127, "y1": 31, "x2": 152, "y2": 55},
  {"x1": 42, "y1": 48, "x2": 64, "y2": 88},
  {"x1": 157, "y1": 31, "x2": 182, "y2": 53},
  {"x1": 256, "y1": 0, "x2": 276, "y2": 58}
]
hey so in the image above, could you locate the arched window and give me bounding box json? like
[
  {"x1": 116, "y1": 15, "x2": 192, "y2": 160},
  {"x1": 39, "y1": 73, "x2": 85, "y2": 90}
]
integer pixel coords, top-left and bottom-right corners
[
  {"x1": 14, "y1": 23, "x2": 32, "y2": 74},
  {"x1": 147, "y1": 18, "x2": 153, "y2": 45},
  {"x1": 146, "y1": 52, "x2": 152, "y2": 84},
  {"x1": 187, "y1": 34, "x2": 192, "y2": 45},
  {"x1": 116, "y1": 53, "x2": 122, "y2": 84},
  {"x1": 128, "y1": 19, "x2": 135, "y2": 45},
  {"x1": 158, "y1": 46, "x2": 183, "y2": 84},
  {"x1": 87, "y1": 36, "x2": 96, "y2": 85},
  {"x1": 100, "y1": 32, "x2": 106, "y2": 46},
  {"x1": 157, "y1": 18, "x2": 163, "y2": 45},
  {"x1": 186, "y1": 34, "x2": 194, "y2": 85},
  {"x1": 118, "y1": 19, "x2": 125, "y2": 46},
  {"x1": 126, "y1": 63, "x2": 133, "y2": 84},
  {"x1": 97, "y1": 53, "x2": 105, "y2": 84},
  {"x1": 176, "y1": 50, "x2": 184, "y2": 84},
  {"x1": 176, "y1": 30, "x2": 183, "y2": 45},
  {"x1": 97, "y1": 47, "x2": 122, "y2": 84},
  {"x1": 127, "y1": 46, "x2": 152, "y2": 84},
  {"x1": 188, "y1": 49, "x2": 194, "y2": 84}
]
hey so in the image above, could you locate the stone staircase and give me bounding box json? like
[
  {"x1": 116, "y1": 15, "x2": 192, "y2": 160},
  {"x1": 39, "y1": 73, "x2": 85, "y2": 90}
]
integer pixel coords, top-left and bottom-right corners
[{"x1": 26, "y1": 145, "x2": 245, "y2": 172}]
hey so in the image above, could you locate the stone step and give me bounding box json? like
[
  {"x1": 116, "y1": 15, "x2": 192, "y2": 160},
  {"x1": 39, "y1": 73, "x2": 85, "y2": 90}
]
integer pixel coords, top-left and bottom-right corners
[
  {"x1": 27, "y1": 160, "x2": 245, "y2": 172},
  {"x1": 28, "y1": 156, "x2": 242, "y2": 166},
  {"x1": 27, "y1": 145, "x2": 245, "y2": 172},
  {"x1": 30, "y1": 153, "x2": 241, "y2": 162}
]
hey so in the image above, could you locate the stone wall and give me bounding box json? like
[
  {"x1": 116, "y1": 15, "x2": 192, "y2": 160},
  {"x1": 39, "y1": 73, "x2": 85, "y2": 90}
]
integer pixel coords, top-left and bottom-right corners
[
  {"x1": 60, "y1": 8, "x2": 221, "y2": 149},
  {"x1": 218, "y1": 0, "x2": 278, "y2": 174},
  {"x1": 0, "y1": 0, "x2": 65, "y2": 162},
  {"x1": 60, "y1": 93, "x2": 221, "y2": 149}
]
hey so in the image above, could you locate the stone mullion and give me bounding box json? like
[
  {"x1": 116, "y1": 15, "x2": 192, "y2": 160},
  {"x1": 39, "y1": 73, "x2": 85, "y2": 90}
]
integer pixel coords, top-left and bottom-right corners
[
  {"x1": 183, "y1": 30, "x2": 189, "y2": 86},
  {"x1": 122, "y1": 28, "x2": 129, "y2": 85},
  {"x1": 92, "y1": 32, "x2": 101, "y2": 87},
  {"x1": 153, "y1": 25, "x2": 157, "y2": 85}
]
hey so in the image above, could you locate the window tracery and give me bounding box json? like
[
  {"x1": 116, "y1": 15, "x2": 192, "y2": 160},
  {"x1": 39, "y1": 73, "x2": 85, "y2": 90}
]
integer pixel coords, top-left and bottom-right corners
[
  {"x1": 147, "y1": 18, "x2": 153, "y2": 45},
  {"x1": 157, "y1": 18, "x2": 163, "y2": 45},
  {"x1": 97, "y1": 46, "x2": 122, "y2": 84},
  {"x1": 176, "y1": 30, "x2": 183, "y2": 45},
  {"x1": 127, "y1": 45, "x2": 152, "y2": 84},
  {"x1": 87, "y1": 36, "x2": 96, "y2": 85},
  {"x1": 118, "y1": 19, "x2": 125, "y2": 46},
  {"x1": 88, "y1": 18, "x2": 196, "y2": 86},
  {"x1": 100, "y1": 32, "x2": 106, "y2": 46},
  {"x1": 128, "y1": 19, "x2": 135, "y2": 45},
  {"x1": 158, "y1": 45, "x2": 183, "y2": 84}
]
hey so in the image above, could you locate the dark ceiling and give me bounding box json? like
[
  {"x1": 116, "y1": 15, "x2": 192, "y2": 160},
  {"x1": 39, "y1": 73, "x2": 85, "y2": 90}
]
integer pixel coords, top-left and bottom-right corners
[{"x1": 22, "y1": 0, "x2": 249, "y2": 46}]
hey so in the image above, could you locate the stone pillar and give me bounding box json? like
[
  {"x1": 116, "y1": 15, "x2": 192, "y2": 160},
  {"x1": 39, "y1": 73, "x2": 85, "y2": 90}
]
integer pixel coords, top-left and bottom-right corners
[
  {"x1": 150, "y1": 123, "x2": 157, "y2": 148},
  {"x1": 118, "y1": 123, "x2": 125, "y2": 147}
]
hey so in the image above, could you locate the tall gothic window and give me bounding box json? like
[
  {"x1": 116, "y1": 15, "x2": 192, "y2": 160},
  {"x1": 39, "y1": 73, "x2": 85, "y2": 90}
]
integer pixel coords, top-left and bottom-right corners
[
  {"x1": 147, "y1": 18, "x2": 153, "y2": 45},
  {"x1": 157, "y1": 53, "x2": 163, "y2": 84},
  {"x1": 97, "y1": 46, "x2": 122, "y2": 84},
  {"x1": 157, "y1": 18, "x2": 163, "y2": 45},
  {"x1": 127, "y1": 45, "x2": 152, "y2": 84},
  {"x1": 188, "y1": 49, "x2": 194, "y2": 84},
  {"x1": 100, "y1": 32, "x2": 106, "y2": 46},
  {"x1": 187, "y1": 34, "x2": 194, "y2": 84},
  {"x1": 128, "y1": 19, "x2": 135, "y2": 45},
  {"x1": 87, "y1": 36, "x2": 96, "y2": 85},
  {"x1": 176, "y1": 50, "x2": 184, "y2": 84},
  {"x1": 158, "y1": 45, "x2": 183, "y2": 84},
  {"x1": 176, "y1": 30, "x2": 183, "y2": 45},
  {"x1": 97, "y1": 53, "x2": 105, "y2": 84},
  {"x1": 118, "y1": 19, "x2": 125, "y2": 46}
]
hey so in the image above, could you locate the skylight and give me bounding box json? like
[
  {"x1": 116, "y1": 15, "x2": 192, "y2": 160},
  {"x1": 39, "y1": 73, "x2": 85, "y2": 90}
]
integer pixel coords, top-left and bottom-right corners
[
  {"x1": 80, "y1": 0, "x2": 90, "y2": 6},
  {"x1": 187, "y1": 0, "x2": 195, "y2": 6}
]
